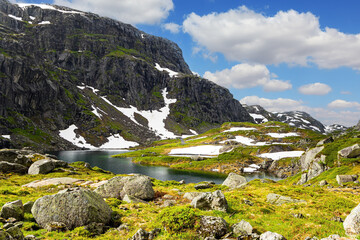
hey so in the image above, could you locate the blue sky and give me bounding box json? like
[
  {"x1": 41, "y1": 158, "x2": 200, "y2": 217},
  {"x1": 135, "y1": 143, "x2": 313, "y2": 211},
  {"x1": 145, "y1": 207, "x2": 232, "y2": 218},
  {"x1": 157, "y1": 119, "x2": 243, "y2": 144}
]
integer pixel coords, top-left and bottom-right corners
[{"x1": 13, "y1": 0, "x2": 360, "y2": 126}]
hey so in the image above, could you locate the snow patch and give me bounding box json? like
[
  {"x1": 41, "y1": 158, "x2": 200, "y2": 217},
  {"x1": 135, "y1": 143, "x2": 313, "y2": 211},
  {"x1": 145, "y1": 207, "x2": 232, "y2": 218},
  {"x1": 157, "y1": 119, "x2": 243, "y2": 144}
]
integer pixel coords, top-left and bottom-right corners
[
  {"x1": 257, "y1": 151, "x2": 304, "y2": 161},
  {"x1": 223, "y1": 127, "x2": 256, "y2": 132},
  {"x1": 17, "y1": 3, "x2": 84, "y2": 14},
  {"x1": 91, "y1": 105, "x2": 102, "y2": 118},
  {"x1": 190, "y1": 129, "x2": 198, "y2": 135},
  {"x1": 77, "y1": 85, "x2": 100, "y2": 94},
  {"x1": 30, "y1": 16, "x2": 35, "y2": 20},
  {"x1": 266, "y1": 132, "x2": 299, "y2": 138},
  {"x1": 99, "y1": 134, "x2": 138, "y2": 149},
  {"x1": 1, "y1": 135, "x2": 10, "y2": 139},
  {"x1": 169, "y1": 145, "x2": 223, "y2": 156},
  {"x1": 220, "y1": 136, "x2": 268, "y2": 146},
  {"x1": 8, "y1": 14, "x2": 22, "y2": 21},
  {"x1": 155, "y1": 63, "x2": 179, "y2": 77},
  {"x1": 59, "y1": 124, "x2": 94, "y2": 149},
  {"x1": 38, "y1": 21, "x2": 51, "y2": 25},
  {"x1": 250, "y1": 113, "x2": 268, "y2": 123}
]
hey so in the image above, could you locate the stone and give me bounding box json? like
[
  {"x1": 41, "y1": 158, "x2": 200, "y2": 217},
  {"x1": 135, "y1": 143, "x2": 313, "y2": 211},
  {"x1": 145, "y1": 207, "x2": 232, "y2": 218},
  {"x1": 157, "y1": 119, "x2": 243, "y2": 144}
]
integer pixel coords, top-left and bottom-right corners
[
  {"x1": 2, "y1": 223, "x2": 14, "y2": 230},
  {"x1": 232, "y1": 220, "x2": 253, "y2": 235},
  {"x1": 297, "y1": 146, "x2": 327, "y2": 185},
  {"x1": 198, "y1": 216, "x2": 228, "y2": 239},
  {"x1": 344, "y1": 203, "x2": 360, "y2": 236},
  {"x1": 0, "y1": 230, "x2": 12, "y2": 240},
  {"x1": 316, "y1": 137, "x2": 334, "y2": 146},
  {"x1": 319, "y1": 180, "x2": 328, "y2": 186},
  {"x1": 330, "y1": 216, "x2": 343, "y2": 222},
  {"x1": 83, "y1": 222, "x2": 108, "y2": 236},
  {"x1": 183, "y1": 192, "x2": 203, "y2": 201},
  {"x1": 336, "y1": 175, "x2": 358, "y2": 185},
  {"x1": 23, "y1": 201, "x2": 34, "y2": 214},
  {"x1": 291, "y1": 213, "x2": 304, "y2": 219},
  {"x1": 191, "y1": 190, "x2": 228, "y2": 212},
  {"x1": 320, "y1": 235, "x2": 341, "y2": 240},
  {"x1": 28, "y1": 159, "x2": 68, "y2": 175},
  {"x1": 122, "y1": 194, "x2": 147, "y2": 204},
  {"x1": 194, "y1": 183, "x2": 212, "y2": 190},
  {"x1": 259, "y1": 231, "x2": 286, "y2": 240},
  {"x1": 24, "y1": 235, "x2": 38, "y2": 240},
  {"x1": 222, "y1": 172, "x2": 247, "y2": 189},
  {"x1": 45, "y1": 222, "x2": 67, "y2": 232},
  {"x1": 266, "y1": 193, "x2": 305, "y2": 206},
  {"x1": 0, "y1": 149, "x2": 32, "y2": 166},
  {"x1": 161, "y1": 200, "x2": 176, "y2": 208},
  {"x1": 0, "y1": 200, "x2": 24, "y2": 221},
  {"x1": 5, "y1": 226, "x2": 24, "y2": 240},
  {"x1": 179, "y1": 180, "x2": 185, "y2": 184},
  {"x1": 129, "y1": 228, "x2": 149, "y2": 240},
  {"x1": 243, "y1": 199, "x2": 254, "y2": 206},
  {"x1": 84, "y1": 162, "x2": 91, "y2": 169},
  {"x1": 0, "y1": 161, "x2": 27, "y2": 174},
  {"x1": 22, "y1": 177, "x2": 80, "y2": 188},
  {"x1": 94, "y1": 175, "x2": 155, "y2": 201},
  {"x1": 338, "y1": 144, "x2": 360, "y2": 159},
  {"x1": 31, "y1": 188, "x2": 112, "y2": 230}
]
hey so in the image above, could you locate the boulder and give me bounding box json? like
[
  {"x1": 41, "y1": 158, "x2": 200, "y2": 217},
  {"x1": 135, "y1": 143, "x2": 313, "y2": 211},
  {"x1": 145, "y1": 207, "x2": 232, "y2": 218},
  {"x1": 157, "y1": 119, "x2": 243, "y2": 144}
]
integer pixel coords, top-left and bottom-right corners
[
  {"x1": 0, "y1": 230, "x2": 12, "y2": 240},
  {"x1": 194, "y1": 183, "x2": 212, "y2": 190},
  {"x1": 222, "y1": 172, "x2": 247, "y2": 189},
  {"x1": 198, "y1": 216, "x2": 228, "y2": 239},
  {"x1": 94, "y1": 175, "x2": 154, "y2": 201},
  {"x1": 0, "y1": 200, "x2": 24, "y2": 221},
  {"x1": 260, "y1": 231, "x2": 286, "y2": 240},
  {"x1": 316, "y1": 137, "x2": 334, "y2": 146},
  {"x1": 22, "y1": 177, "x2": 80, "y2": 188},
  {"x1": 232, "y1": 220, "x2": 253, "y2": 235},
  {"x1": 0, "y1": 149, "x2": 33, "y2": 167},
  {"x1": 338, "y1": 144, "x2": 360, "y2": 159},
  {"x1": 23, "y1": 201, "x2": 34, "y2": 214},
  {"x1": 266, "y1": 193, "x2": 305, "y2": 206},
  {"x1": 344, "y1": 203, "x2": 360, "y2": 236},
  {"x1": 0, "y1": 161, "x2": 27, "y2": 174},
  {"x1": 319, "y1": 180, "x2": 328, "y2": 186},
  {"x1": 129, "y1": 228, "x2": 160, "y2": 240},
  {"x1": 191, "y1": 190, "x2": 228, "y2": 212},
  {"x1": 5, "y1": 226, "x2": 24, "y2": 240},
  {"x1": 336, "y1": 175, "x2": 358, "y2": 185},
  {"x1": 31, "y1": 188, "x2": 112, "y2": 230},
  {"x1": 122, "y1": 194, "x2": 147, "y2": 204},
  {"x1": 320, "y1": 234, "x2": 341, "y2": 240},
  {"x1": 28, "y1": 158, "x2": 68, "y2": 175},
  {"x1": 183, "y1": 192, "x2": 203, "y2": 201}
]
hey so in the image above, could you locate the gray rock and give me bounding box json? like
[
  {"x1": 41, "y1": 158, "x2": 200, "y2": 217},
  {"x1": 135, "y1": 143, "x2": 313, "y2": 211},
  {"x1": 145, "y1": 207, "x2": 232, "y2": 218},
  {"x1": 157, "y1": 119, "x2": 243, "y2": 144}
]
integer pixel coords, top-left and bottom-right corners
[
  {"x1": 232, "y1": 220, "x2": 253, "y2": 235},
  {"x1": 183, "y1": 192, "x2": 203, "y2": 201},
  {"x1": 336, "y1": 175, "x2": 358, "y2": 185},
  {"x1": 266, "y1": 193, "x2": 305, "y2": 206},
  {"x1": 0, "y1": 200, "x2": 24, "y2": 221},
  {"x1": 161, "y1": 200, "x2": 176, "y2": 208},
  {"x1": 0, "y1": 230, "x2": 12, "y2": 240},
  {"x1": 297, "y1": 146, "x2": 327, "y2": 185},
  {"x1": 129, "y1": 228, "x2": 149, "y2": 240},
  {"x1": 122, "y1": 194, "x2": 147, "y2": 204},
  {"x1": 338, "y1": 144, "x2": 360, "y2": 159},
  {"x1": 0, "y1": 161, "x2": 28, "y2": 174},
  {"x1": 84, "y1": 162, "x2": 91, "y2": 169},
  {"x1": 31, "y1": 188, "x2": 112, "y2": 230},
  {"x1": 316, "y1": 137, "x2": 334, "y2": 146},
  {"x1": 0, "y1": 149, "x2": 32, "y2": 167},
  {"x1": 23, "y1": 201, "x2": 34, "y2": 214},
  {"x1": 179, "y1": 180, "x2": 185, "y2": 185},
  {"x1": 319, "y1": 180, "x2": 328, "y2": 186},
  {"x1": 194, "y1": 183, "x2": 212, "y2": 190},
  {"x1": 191, "y1": 190, "x2": 228, "y2": 212},
  {"x1": 94, "y1": 175, "x2": 154, "y2": 201},
  {"x1": 24, "y1": 235, "x2": 38, "y2": 240},
  {"x1": 5, "y1": 226, "x2": 24, "y2": 240},
  {"x1": 28, "y1": 158, "x2": 68, "y2": 175},
  {"x1": 83, "y1": 222, "x2": 108, "y2": 236},
  {"x1": 260, "y1": 231, "x2": 286, "y2": 240},
  {"x1": 222, "y1": 172, "x2": 247, "y2": 189},
  {"x1": 22, "y1": 177, "x2": 80, "y2": 188},
  {"x1": 344, "y1": 203, "x2": 360, "y2": 236},
  {"x1": 44, "y1": 221, "x2": 67, "y2": 232},
  {"x1": 320, "y1": 235, "x2": 341, "y2": 240},
  {"x1": 197, "y1": 216, "x2": 228, "y2": 239}
]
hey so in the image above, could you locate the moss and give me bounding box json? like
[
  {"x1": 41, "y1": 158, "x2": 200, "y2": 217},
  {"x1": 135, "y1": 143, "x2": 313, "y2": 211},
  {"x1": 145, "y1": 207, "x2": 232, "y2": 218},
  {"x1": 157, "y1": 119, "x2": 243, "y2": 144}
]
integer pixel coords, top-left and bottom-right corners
[{"x1": 157, "y1": 206, "x2": 199, "y2": 233}]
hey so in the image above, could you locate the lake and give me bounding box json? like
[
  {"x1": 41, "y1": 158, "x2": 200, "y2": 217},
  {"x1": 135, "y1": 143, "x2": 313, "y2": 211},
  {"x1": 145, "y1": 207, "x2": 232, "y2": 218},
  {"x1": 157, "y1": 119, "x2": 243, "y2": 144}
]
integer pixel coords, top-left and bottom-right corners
[{"x1": 53, "y1": 150, "x2": 280, "y2": 184}]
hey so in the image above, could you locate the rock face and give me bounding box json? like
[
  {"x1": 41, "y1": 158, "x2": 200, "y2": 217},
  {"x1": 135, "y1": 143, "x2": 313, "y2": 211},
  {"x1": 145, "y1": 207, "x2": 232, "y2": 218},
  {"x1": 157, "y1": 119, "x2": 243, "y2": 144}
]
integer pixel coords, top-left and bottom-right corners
[
  {"x1": 0, "y1": 149, "x2": 33, "y2": 167},
  {"x1": 28, "y1": 158, "x2": 68, "y2": 175},
  {"x1": 297, "y1": 146, "x2": 327, "y2": 185},
  {"x1": 338, "y1": 144, "x2": 360, "y2": 159},
  {"x1": 191, "y1": 190, "x2": 228, "y2": 212},
  {"x1": 0, "y1": 0, "x2": 252, "y2": 151},
  {"x1": 94, "y1": 175, "x2": 155, "y2": 201},
  {"x1": 259, "y1": 231, "x2": 287, "y2": 240},
  {"x1": 266, "y1": 193, "x2": 305, "y2": 206},
  {"x1": 222, "y1": 172, "x2": 247, "y2": 189},
  {"x1": 31, "y1": 188, "x2": 112, "y2": 230},
  {"x1": 197, "y1": 216, "x2": 228, "y2": 239},
  {"x1": 0, "y1": 200, "x2": 24, "y2": 221},
  {"x1": 344, "y1": 203, "x2": 360, "y2": 236}
]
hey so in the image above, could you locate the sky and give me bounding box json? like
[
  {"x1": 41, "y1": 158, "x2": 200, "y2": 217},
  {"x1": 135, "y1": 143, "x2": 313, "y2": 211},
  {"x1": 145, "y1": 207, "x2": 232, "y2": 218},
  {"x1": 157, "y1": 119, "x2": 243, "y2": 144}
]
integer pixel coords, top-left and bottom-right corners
[{"x1": 12, "y1": 0, "x2": 360, "y2": 127}]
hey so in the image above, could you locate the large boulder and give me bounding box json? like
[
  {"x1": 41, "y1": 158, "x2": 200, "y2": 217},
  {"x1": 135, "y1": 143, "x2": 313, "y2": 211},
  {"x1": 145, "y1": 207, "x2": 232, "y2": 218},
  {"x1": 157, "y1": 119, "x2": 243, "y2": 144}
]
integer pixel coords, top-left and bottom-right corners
[
  {"x1": 22, "y1": 177, "x2": 80, "y2": 188},
  {"x1": 297, "y1": 146, "x2": 327, "y2": 185},
  {"x1": 222, "y1": 172, "x2": 247, "y2": 189},
  {"x1": 232, "y1": 220, "x2": 253, "y2": 236},
  {"x1": 338, "y1": 144, "x2": 360, "y2": 159},
  {"x1": 28, "y1": 158, "x2": 68, "y2": 175},
  {"x1": 0, "y1": 149, "x2": 33, "y2": 167},
  {"x1": 0, "y1": 161, "x2": 27, "y2": 174},
  {"x1": 266, "y1": 193, "x2": 305, "y2": 206},
  {"x1": 336, "y1": 175, "x2": 358, "y2": 186},
  {"x1": 260, "y1": 231, "x2": 286, "y2": 240},
  {"x1": 5, "y1": 226, "x2": 24, "y2": 240},
  {"x1": 94, "y1": 175, "x2": 155, "y2": 201},
  {"x1": 183, "y1": 192, "x2": 203, "y2": 201},
  {"x1": 197, "y1": 216, "x2": 228, "y2": 239},
  {"x1": 31, "y1": 188, "x2": 112, "y2": 230},
  {"x1": 344, "y1": 203, "x2": 360, "y2": 236},
  {"x1": 191, "y1": 190, "x2": 228, "y2": 212},
  {"x1": 0, "y1": 200, "x2": 24, "y2": 221}
]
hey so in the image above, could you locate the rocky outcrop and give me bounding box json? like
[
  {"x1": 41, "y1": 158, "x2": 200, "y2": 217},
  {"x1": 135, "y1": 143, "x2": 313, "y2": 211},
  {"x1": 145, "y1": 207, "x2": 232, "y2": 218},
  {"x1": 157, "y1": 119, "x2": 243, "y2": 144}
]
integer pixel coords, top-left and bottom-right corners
[
  {"x1": 31, "y1": 188, "x2": 112, "y2": 230},
  {"x1": 338, "y1": 144, "x2": 360, "y2": 159},
  {"x1": 222, "y1": 172, "x2": 247, "y2": 189},
  {"x1": 94, "y1": 175, "x2": 155, "y2": 201},
  {"x1": 343, "y1": 203, "x2": 360, "y2": 236},
  {"x1": 190, "y1": 190, "x2": 228, "y2": 212},
  {"x1": 0, "y1": 161, "x2": 27, "y2": 174},
  {"x1": 266, "y1": 193, "x2": 305, "y2": 206},
  {"x1": 28, "y1": 158, "x2": 68, "y2": 175},
  {"x1": 297, "y1": 146, "x2": 327, "y2": 185},
  {"x1": 197, "y1": 216, "x2": 228, "y2": 239}
]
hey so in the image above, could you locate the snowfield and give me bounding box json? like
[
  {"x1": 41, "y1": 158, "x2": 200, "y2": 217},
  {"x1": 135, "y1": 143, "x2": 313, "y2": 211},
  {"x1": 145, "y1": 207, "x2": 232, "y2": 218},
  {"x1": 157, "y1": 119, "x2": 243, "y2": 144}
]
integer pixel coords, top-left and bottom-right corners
[
  {"x1": 257, "y1": 151, "x2": 304, "y2": 160},
  {"x1": 155, "y1": 63, "x2": 179, "y2": 77},
  {"x1": 266, "y1": 132, "x2": 299, "y2": 138},
  {"x1": 169, "y1": 145, "x2": 224, "y2": 156},
  {"x1": 220, "y1": 136, "x2": 269, "y2": 146},
  {"x1": 223, "y1": 127, "x2": 257, "y2": 132}
]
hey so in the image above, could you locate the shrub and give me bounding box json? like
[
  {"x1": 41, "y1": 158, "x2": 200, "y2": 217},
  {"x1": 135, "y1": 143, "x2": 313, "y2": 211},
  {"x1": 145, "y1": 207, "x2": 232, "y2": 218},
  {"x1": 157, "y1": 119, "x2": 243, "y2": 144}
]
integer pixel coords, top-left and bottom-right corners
[{"x1": 157, "y1": 206, "x2": 199, "y2": 232}]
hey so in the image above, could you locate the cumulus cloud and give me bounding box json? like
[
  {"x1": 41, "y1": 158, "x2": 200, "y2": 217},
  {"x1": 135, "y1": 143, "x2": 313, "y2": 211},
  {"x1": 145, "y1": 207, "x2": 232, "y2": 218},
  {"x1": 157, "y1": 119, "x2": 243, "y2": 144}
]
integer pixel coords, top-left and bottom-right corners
[
  {"x1": 54, "y1": 0, "x2": 174, "y2": 25},
  {"x1": 183, "y1": 6, "x2": 360, "y2": 69},
  {"x1": 203, "y1": 63, "x2": 291, "y2": 92},
  {"x1": 328, "y1": 99, "x2": 360, "y2": 109},
  {"x1": 298, "y1": 83, "x2": 332, "y2": 95},
  {"x1": 163, "y1": 22, "x2": 181, "y2": 33},
  {"x1": 240, "y1": 96, "x2": 360, "y2": 126}
]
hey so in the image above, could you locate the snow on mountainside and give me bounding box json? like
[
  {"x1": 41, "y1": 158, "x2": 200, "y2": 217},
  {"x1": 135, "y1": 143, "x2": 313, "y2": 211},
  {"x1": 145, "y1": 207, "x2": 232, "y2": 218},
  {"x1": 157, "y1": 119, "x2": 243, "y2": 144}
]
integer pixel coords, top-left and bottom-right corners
[{"x1": 244, "y1": 105, "x2": 347, "y2": 134}]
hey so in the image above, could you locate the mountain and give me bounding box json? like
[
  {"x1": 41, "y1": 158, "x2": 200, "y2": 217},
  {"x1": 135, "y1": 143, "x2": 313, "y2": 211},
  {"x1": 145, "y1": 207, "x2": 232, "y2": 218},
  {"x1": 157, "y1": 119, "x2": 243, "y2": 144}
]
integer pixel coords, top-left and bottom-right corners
[
  {"x1": 244, "y1": 105, "x2": 347, "y2": 133},
  {"x1": 0, "y1": 0, "x2": 252, "y2": 151}
]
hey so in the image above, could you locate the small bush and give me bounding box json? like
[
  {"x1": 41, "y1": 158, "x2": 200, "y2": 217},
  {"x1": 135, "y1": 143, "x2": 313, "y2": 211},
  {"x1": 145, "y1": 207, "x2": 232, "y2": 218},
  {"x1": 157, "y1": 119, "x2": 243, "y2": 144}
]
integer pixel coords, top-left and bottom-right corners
[{"x1": 157, "y1": 206, "x2": 199, "y2": 232}]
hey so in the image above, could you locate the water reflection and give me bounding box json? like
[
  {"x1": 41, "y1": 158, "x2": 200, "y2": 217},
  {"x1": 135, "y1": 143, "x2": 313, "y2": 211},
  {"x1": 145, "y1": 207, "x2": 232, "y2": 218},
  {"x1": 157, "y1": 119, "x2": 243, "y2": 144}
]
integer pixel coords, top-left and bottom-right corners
[{"x1": 53, "y1": 150, "x2": 280, "y2": 184}]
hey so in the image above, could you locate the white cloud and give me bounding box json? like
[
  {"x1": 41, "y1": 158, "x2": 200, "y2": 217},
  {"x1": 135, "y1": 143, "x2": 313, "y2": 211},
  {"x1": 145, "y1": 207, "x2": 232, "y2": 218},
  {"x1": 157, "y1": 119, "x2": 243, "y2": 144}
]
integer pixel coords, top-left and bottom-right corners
[
  {"x1": 53, "y1": 0, "x2": 174, "y2": 25},
  {"x1": 203, "y1": 63, "x2": 291, "y2": 92},
  {"x1": 163, "y1": 22, "x2": 181, "y2": 33},
  {"x1": 183, "y1": 6, "x2": 360, "y2": 69},
  {"x1": 298, "y1": 82, "x2": 332, "y2": 95},
  {"x1": 328, "y1": 99, "x2": 360, "y2": 109},
  {"x1": 241, "y1": 96, "x2": 360, "y2": 127}
]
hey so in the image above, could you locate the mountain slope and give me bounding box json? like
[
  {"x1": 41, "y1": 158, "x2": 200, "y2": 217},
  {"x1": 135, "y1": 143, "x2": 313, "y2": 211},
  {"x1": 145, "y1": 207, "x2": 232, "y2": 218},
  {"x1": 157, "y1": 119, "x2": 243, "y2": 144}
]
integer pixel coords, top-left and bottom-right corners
[{"x1": 0, "y1": 0, "x2": 252, "y2": 151}]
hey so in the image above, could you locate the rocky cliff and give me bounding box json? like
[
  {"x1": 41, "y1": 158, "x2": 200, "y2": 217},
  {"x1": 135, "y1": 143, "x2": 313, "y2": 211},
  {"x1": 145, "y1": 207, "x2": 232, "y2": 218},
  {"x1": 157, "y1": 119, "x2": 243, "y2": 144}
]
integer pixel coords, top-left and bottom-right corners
[{"x1": 0, "y1": 0, "x2": 252, "y2": 151}]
